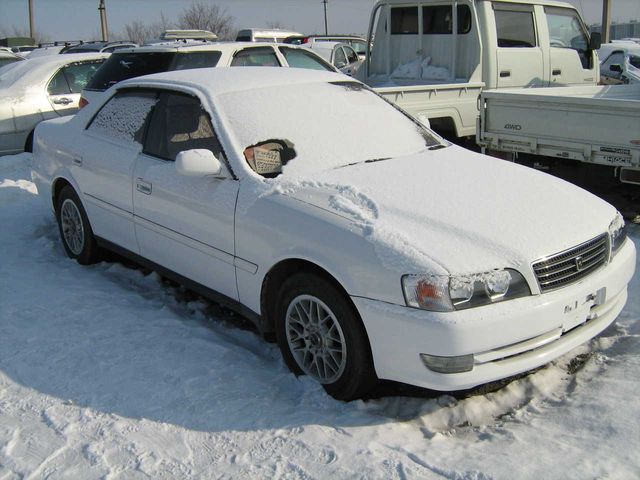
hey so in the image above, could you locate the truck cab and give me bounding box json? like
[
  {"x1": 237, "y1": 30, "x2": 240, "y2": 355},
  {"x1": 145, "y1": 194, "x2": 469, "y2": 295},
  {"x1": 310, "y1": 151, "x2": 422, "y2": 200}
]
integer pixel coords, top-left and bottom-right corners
[{"x1": 366, "y1": 0, "x2": 599, "y2": 88}]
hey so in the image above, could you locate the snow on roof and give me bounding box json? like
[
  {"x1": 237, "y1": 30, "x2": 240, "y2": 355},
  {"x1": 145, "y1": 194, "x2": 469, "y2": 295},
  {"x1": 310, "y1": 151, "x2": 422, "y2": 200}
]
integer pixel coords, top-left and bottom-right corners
[{"x1": 120, "y1": 66, "x2": 348, "y2": 97}]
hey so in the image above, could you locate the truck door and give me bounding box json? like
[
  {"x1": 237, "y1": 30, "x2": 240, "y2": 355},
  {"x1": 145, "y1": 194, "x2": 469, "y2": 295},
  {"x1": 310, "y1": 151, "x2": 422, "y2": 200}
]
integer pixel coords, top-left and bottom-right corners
[
  {"x1": 493, "y1": 2, "x2": 544, "y2": 88},
  {"x1": 544, "y1": 6, "x2": 597, "y2": 85}
]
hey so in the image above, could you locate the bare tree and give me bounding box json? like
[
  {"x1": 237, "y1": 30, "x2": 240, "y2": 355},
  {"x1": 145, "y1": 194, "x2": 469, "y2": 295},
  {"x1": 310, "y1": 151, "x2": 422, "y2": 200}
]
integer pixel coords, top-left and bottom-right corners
[
  {"x1": 177, "y1": 2, "x2": 235, "y2": 40},
  {"x1": 122, "y1": 11, "x2": 174, "y2": 45}
]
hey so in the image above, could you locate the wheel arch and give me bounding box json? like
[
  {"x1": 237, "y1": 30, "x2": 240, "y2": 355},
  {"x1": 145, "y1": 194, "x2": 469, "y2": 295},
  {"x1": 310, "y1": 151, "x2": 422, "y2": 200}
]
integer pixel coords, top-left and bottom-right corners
[
  {"x1": 260, "y1": 258, "x2": 372, "y2": 352},
  {"x1": 51, "y1": 177, "x2": 75, "y2": 211}
]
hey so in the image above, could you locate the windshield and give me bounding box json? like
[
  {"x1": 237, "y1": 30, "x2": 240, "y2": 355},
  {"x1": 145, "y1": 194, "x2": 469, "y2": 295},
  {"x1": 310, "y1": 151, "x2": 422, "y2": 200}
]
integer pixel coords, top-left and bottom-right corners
[{"x1": 218, "y1": 81, "x2": 441, "y2": 177}]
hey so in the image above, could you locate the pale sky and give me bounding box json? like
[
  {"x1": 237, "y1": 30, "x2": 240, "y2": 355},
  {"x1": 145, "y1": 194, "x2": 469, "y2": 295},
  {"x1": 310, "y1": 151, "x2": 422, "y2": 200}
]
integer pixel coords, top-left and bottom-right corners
[{"x1": 0, "y1": 0, "x2": 638, "y2": 41}]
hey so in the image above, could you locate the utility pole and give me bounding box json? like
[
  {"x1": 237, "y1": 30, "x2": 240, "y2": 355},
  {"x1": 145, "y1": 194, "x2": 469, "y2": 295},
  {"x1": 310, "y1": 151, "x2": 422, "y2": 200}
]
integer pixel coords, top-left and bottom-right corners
[
  {"x1": 322, "y1": 0, "x2": 328, "y2": 35},
  {"x1": 28, "y1": 0, "x2": 35, "y2": 39},
  {"x1": 99, "y1": 0, "x2": 109, "y2": 41},
  {"x1": 601, "y1": 0, "x2": 612, "y2": 43}
]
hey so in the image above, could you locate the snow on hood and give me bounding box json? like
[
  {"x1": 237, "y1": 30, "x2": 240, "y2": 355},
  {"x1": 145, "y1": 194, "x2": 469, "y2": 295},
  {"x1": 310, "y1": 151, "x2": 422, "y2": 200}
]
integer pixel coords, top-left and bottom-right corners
[{"x1": 273, "y1": 145, "x2": 616, "y2": 275}]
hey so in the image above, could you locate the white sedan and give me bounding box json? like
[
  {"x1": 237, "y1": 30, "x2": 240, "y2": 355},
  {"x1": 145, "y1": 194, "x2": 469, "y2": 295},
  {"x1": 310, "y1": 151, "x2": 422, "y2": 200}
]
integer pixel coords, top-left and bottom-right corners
[
  {"x1": 0, "y1": 53, "x2": 108, "y2": 155},
  {"x1": 32, "y1": 68, "x2": 636, "y2": 400}
]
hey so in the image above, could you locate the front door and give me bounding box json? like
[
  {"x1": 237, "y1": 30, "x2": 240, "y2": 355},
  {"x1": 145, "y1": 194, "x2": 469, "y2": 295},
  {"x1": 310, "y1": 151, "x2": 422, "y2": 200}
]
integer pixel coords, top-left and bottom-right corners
[
  {"x1": 133, "y1": 91, "x2": 240, "y2": 300},
  {"x1": 544, "y1": 6, "x2": 598, "y2": 85}
]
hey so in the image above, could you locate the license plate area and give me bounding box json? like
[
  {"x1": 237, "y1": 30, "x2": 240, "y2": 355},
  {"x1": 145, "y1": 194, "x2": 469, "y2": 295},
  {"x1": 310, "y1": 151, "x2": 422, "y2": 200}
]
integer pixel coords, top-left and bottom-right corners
[{"x1": 561, "y1": 287, "x2": 606, "y2": 332}]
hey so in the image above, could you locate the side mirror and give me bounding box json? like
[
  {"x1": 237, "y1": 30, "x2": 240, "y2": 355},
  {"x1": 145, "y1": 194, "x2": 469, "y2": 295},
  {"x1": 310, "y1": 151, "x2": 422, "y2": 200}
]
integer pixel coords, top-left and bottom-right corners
[
  {"x1": 175, "y1": 149, "x2": 225, "y2": 178},
  {"x1": 609, "y1": 64, "x2": 623, "y2": 73},
  {"x1": 589, "y1": 32, "x2": 601, "y2": 50}
]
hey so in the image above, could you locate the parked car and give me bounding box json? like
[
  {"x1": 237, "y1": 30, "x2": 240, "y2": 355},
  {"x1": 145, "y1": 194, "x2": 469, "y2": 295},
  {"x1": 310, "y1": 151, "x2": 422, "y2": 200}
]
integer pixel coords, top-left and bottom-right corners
[
  {"x1": 284, "y1": 35, "x2": 368, "y2": 58},
  {"x1": 0, "y1": 53, "x2": 108, "y2": 155},
  {"x1": 80, "y1": 42, "x2": 336, "y2": 106},
  {"x1": 0, "y1": 50, "x2": 24, "y2": 68},
  {"x1": 235, "y1": 28, "x2": 302, "y2": 43},
  {"x1": 10, "y1": 45, "x2": 37, "y2": 56},
  {"x1": 62, "y1": 41, "x2": 138, "y2": 54},
  {"x1": 32, "y1": 68, "x2": 635, "y2": 400},
  {"x1": 301, "y1": 41, "x2": 363, "y2": 76},
  {"x1": 597, "y1": 42, "x2": 640, "y2": 84}
]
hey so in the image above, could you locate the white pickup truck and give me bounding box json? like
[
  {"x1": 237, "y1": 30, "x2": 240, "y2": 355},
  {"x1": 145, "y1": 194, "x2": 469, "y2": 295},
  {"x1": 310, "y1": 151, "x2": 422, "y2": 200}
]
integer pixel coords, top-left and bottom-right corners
[
  {"x1": 360, "y1": 0, "x2": 601, "y2": 138},
  {"x1": 477, "y1": 84, "x2": 640, "y2": 186}
]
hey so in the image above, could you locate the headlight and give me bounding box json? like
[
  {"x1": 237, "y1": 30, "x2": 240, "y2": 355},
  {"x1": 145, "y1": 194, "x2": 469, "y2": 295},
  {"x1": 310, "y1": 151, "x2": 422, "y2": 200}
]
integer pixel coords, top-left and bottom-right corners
[
  {"x1": 609, "y1": 213, "x2": 627, "y2": 256},
  {"x1": 402, "y1": 269, "x2": 530, "y2": 312}
]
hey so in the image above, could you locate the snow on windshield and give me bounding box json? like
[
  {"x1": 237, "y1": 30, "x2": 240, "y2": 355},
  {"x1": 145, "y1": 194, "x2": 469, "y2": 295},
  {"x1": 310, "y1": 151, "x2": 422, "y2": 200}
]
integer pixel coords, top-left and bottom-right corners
[{"x1": 218, "y1": 81, "x2": 439, "y2": 177}]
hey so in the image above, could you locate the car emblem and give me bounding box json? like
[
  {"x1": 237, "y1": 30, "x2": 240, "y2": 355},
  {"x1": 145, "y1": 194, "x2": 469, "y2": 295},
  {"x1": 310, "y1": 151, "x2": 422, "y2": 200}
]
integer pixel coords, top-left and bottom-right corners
[{"x1": 575, "y1": 256, "x2": 584, "y2": 271}]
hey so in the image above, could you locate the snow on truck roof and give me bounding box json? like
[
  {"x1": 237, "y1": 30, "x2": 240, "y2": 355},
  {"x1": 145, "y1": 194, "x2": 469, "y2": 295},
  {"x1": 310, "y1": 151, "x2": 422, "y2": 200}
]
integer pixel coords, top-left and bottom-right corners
[
  {"x1": 117, "y1": 67, "x2": 349, "y2": 97},
  {"x1": 377, "y1": 0, "x2": 577, "y2": 8}
]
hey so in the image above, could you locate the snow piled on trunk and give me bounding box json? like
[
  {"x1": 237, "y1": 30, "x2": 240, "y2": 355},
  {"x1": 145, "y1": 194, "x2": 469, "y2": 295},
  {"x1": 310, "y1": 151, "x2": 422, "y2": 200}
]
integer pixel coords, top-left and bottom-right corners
[{"x1": 1, "y1": 153, "x2": 639, "y2": 479}]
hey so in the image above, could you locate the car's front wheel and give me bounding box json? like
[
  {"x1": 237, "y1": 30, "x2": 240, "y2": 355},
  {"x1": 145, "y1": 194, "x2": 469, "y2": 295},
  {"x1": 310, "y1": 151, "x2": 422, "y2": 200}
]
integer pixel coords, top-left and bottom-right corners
[
  {"x1": 275, "y1": 273, "x2": 377, "y2": 401},
  {"x1": 55, "y1": 186, "x2": 100, "y2": 265}
]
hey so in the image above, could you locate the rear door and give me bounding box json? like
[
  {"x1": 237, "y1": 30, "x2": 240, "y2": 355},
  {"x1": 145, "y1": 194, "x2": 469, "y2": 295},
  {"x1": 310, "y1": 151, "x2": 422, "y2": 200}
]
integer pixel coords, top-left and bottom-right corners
[
  {"x1": 47, "y1": 60, "x2": 104, "y2": 115},
  {"x1": 493, "y1": 2, "x2": 545, "y2": 88},
  {"x1": 133, "y1": 90, "x2": 240, "y2": 300},
  {"x1": 74, "y1": 89, "x2": 157, "y2": 252}
]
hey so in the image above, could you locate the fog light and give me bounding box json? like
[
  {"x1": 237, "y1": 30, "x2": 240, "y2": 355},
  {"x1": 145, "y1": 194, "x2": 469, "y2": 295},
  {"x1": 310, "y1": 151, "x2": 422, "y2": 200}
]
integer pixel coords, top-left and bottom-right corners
[{"x1": 420, "y1": 353, "x2": 474, "y2": 373}]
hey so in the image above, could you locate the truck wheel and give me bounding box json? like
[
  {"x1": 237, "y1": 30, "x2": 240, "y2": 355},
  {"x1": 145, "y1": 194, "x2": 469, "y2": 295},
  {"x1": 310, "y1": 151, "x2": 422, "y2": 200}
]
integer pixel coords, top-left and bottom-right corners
[
  {"x1": 275, "y1": 273, "x2": 377, "y2": 401},
  {"x1": 55, "y1": 186, "x2": 100, "y2": 265}
]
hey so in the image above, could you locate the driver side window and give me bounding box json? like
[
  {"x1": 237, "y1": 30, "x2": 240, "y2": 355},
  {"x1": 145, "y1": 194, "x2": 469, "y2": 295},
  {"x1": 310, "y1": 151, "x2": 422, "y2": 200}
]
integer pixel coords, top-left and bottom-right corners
[
  {"x1": 545, "y1": 7, "x2": 591, "y2": 68},
  {"x1": 143, "y1": 92, "x2": 223, "y2": 162}
]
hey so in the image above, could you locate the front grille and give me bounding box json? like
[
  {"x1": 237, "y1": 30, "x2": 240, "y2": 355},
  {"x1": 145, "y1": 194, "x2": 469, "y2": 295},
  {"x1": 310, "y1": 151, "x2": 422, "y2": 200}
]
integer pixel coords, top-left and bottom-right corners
[{"x1": 532, "y1": 234, "x2": 609, "y2": 293}]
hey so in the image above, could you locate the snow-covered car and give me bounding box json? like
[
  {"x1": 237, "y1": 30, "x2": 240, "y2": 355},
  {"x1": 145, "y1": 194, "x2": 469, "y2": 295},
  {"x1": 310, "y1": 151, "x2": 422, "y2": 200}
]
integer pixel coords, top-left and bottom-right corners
[
  {"x1": 0, "y1": 53, "x2": 108, "y2": 155},
  {"x1": 32, "y1": 68, "x2": 636, "y2": 401},
  {"x1": 597, "y1": 42, "x2": 640, "y2": 84},
  {"x1": 80, "y1": 42, "x2": 336, "y2": 107},
  {"x1": 301, "y1": 41, "x2": 363, "y2": 76}
]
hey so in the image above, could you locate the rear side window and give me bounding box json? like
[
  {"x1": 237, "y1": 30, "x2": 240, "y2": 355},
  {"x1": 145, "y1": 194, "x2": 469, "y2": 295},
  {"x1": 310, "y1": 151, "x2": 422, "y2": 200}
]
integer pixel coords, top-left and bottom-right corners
[
  {"x1": 87, "y1": 90, "x2": 157, "y2": 145},
  {"x1": 86, "y1": 52, "x2": 176, "y2": 91},
  {"x1": 230, "y1": 47, "x2": 281, "y2": 66},
  {"x1": 391, "y1": 7, "x2": 419, "y2": 34},
  {"x1": 495, "y1": 9, "x2": 537, "y2": 47},
  {"x1": 423, "y1": 5, "x2": 472, "y2": 34},
  {"x1": 278, "y1": 47, "x2": 334, "y2": 71},
  {"x1": 47, "y1": 60, "x2": 105, "y2": 95},
  {"x1": 144, "y1": 92, "x2": 222, "y2": 161},
  {"x1": 173, "y1": 51, "x2": 222, "y2": 70}
]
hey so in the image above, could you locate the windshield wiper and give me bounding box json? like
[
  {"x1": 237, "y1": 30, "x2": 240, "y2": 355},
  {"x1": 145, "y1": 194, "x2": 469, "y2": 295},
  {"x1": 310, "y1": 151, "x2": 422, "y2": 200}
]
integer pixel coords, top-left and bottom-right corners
[{"x1": 338, "y1": 157, "x2": 391, "y2": 169}]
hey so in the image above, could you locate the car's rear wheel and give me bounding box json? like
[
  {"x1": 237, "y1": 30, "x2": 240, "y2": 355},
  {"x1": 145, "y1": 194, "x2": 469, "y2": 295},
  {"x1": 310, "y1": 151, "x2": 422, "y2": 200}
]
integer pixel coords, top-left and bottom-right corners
[
  {"x1": 275, "y1": 273, "x2": 377, "y2": 401},
  {"x1": 56, "y1": 186, "x2": 100, "y2": 265}
]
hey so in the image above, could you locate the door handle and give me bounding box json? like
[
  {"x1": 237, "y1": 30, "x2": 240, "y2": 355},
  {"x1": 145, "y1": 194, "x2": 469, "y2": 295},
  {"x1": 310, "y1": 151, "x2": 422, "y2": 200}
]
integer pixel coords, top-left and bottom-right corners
[
  {"x1": 136, "y1": 178, "x2": 152, "y2": 195},
  {"x1": 499, "y1": 70, "x2": 511, "y2": 78},
  {"x1": 72, "y1": 157, "x2": 82, "y2": 166},
  {"x1": 552, "y1": 69, "x2": 562, "y2": 75},
  {"x1": 52, "y1": 97, "x2": 73, "y2": 105}
]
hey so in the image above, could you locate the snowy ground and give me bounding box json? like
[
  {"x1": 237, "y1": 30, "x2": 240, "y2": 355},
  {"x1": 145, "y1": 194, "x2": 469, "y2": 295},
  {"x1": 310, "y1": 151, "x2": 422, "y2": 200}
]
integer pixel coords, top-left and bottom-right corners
[{"x1": 1, "y1": 153, "x2": 638, "y2": 479}]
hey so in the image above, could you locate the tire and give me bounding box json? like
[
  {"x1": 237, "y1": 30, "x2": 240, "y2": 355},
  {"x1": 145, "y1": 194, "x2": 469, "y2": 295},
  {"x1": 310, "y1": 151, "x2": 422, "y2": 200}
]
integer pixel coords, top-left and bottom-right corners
[
  {"x1": 55, "y1": 186, "x2": 100, "y2": 265},
  {"x1": 275, "y1": 273, "x2": 377, "y2": 401}
]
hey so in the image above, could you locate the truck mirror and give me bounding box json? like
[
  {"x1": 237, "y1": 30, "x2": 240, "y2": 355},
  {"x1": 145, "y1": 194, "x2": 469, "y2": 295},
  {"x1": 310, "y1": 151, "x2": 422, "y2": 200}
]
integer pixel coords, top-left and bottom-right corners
[
  {"x1": 589, "y1": 32, "x2": 601, "y2": 50},
  {"x1": 609, "y1": 64, "x2": 623, "y2": 73}
]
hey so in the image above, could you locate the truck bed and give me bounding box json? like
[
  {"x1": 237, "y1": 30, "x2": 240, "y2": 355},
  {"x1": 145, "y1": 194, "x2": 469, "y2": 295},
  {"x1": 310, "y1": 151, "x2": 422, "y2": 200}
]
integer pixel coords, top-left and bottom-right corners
[{"x1": 477, "y1": 84, "x2": 640, "y2": 173}]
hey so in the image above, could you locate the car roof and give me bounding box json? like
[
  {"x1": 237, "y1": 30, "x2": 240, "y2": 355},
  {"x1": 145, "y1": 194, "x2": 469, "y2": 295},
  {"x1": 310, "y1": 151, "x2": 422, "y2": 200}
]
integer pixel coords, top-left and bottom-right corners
[
  {"x1": 119, "y1": 66, "x2": 349, "y2": 97},
  {"x1": 117, "y1": 41, "x2": 284, "y2": 54}
]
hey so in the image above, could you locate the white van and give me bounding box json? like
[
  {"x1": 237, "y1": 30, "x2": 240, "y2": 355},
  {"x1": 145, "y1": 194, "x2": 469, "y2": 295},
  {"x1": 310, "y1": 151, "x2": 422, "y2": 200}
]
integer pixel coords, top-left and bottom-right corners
[{"x1": 236, "y1": 28, "x2": 302, "y2": 43}]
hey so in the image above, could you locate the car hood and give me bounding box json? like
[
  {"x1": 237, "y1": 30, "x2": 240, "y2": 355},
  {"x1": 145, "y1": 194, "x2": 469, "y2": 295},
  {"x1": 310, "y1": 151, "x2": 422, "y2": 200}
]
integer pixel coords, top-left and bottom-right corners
[{"x1": 281, "y1": 145, "x2": 616, "y2": 275}]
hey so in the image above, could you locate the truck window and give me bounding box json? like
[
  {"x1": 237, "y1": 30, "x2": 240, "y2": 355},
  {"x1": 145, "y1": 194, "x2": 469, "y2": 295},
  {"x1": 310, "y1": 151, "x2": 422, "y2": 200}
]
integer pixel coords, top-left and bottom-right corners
[
  {"x1": 423, "y1": 5, "x2": 472, "y2": 34},
  {"x1": 545, "y1": 7, "x2": 590, "y2": 68},
  {"x1": 391, "y1": 7, "x2": 419, "y2": 34},
  {"x1": 495, "y1": 10, "x2": 537, "y2": 48}
]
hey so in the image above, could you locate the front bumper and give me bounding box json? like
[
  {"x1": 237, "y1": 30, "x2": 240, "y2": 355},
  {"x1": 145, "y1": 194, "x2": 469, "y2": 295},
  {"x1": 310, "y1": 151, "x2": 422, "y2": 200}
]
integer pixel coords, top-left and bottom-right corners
[{"x1": 353, "y1": 238, "x2": 636, "y2": 391}]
